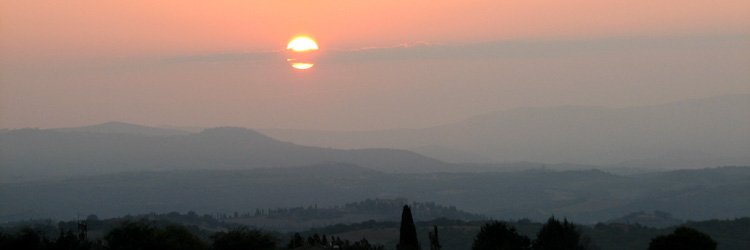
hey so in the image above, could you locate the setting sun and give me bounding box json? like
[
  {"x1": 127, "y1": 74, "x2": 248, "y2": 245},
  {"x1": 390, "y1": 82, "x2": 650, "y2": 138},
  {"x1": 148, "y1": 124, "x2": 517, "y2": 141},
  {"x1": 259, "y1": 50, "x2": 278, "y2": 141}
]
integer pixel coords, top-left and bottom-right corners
[
  {"x1": 286, "y1": 36, "x2": 319, "y2": 52},
  {"x1": 290, "y1": 62, "x2": 314, "y2": 70},
  {"x1": 286, "y1": 36, "x2": 319, "y2": 70}
]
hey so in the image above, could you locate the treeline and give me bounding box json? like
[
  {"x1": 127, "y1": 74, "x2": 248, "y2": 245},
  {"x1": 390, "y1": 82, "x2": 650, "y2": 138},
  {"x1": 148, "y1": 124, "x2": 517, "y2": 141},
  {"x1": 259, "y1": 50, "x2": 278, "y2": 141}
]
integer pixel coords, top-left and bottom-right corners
[
  {"x1": 0, "y1": 220, "x2": 384, "y2": 250},
  {"x1": 472, "y1": 217, "x2": 718, "y2": 250},
  {"x1": 218, "y1": 199, "x2": 483, "y2": 221},
  {"x1": 287, "y1": 232, "x2": 384, "y2": 250},
  {"x1": 343, "y1": 199, "x2": 482, "y2": 221},
  {"x1": 0, "y1": 212, "x2": 236, "y2": 244},
  {"x1": 3, "y1": 213, "x2": 747, "y2": 250},
  {"x1": 301, "y1": 217, "x2": 750, "y2": 250}
]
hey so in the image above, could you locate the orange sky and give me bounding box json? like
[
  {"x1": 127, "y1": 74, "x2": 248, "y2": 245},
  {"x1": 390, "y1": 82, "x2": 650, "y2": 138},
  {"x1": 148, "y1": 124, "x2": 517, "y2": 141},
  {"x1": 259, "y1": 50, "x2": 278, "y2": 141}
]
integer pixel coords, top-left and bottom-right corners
[
  {"x1": 2, "y1": 1, "x2": 749, "y2": 60},
  {"x1": 1, "y1": 1, "x2": 749, "y2": 130}
]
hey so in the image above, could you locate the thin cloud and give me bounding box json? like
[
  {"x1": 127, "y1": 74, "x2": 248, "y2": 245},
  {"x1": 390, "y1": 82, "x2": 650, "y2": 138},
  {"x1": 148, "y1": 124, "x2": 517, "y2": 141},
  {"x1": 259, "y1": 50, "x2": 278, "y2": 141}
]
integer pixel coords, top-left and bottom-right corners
[
  {"x1": 160, "y1": 50, "x2": 282, "y2": 64},
  {"x1": 323, "y1": 34, "x2": 750, "y2": 63},
  {"x1": 157, "y1": 34, "x2": 749, "y2": 65}
]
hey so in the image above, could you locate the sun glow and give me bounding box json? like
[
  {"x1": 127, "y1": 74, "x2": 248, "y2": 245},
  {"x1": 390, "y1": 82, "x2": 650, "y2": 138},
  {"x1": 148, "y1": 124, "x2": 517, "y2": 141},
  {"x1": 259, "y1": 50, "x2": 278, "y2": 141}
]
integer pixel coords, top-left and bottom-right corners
[
  {"x1": 290, "y1": 62, "x2": 314, "y2": 70},
  {"x1": 286, "y1": 36, "x2": 319, "y2": 52},
  {"x1": 286, "y1": 36, "x2": 319, "y2": 70}
]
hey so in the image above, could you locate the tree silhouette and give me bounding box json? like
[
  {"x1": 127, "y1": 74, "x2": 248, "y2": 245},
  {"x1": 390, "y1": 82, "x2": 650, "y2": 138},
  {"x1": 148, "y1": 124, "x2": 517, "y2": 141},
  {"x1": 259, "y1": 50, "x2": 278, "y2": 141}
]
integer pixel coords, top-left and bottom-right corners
[
  {"x1": 648, "y1": 226, "x2": 717, "y2": 250},
  {"x1": 105, "y1": 221, "x2": 160, "y2": 250},
  {"x1": 157, "y1": 225, "x2": 208, "y2": 250},
  {"x1": 0, "y1": 228, "x2": 47, "y2": 250},
  {"x1": 322, "y1": 234, "x2": 329, "y2": 246},
  {"x1": 52, "y1": 229, "x2": 92, "y2": 250},
  {"x1": 105, "y1": 220, "x2": 207, "y2": 250},
  {"x1": 287, "y1": 233, "x2": 305, "y2": 249},
  {"x1": 397, "y1": 205, "x2": 420, "y2": 250},
  {"x1": 472, "y1": 221, "x2": 531, "y2": 250},
  {"x1": 532, "y1": 217, "x2": 585, "y2": 250},
  {"x1": 211, "y1": 227, "x2": 276, "y2": 250},
  {"x1": 429, "y1": 225, "x2": 441, "y2": 250}
]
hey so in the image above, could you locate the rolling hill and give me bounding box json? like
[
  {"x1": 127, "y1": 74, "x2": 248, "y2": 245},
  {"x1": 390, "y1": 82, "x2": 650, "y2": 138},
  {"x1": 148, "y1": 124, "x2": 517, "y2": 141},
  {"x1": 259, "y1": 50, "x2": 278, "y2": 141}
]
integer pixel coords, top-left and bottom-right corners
[
  {"x1": 262, "y1": 94, "x2": 750, "y2": 167},
  {"x1": 0, "y1": 126, "x2": 448, "y2": 182},
  {"x1": 1, "y1": 164, "x2": 748, "y2": 224}
]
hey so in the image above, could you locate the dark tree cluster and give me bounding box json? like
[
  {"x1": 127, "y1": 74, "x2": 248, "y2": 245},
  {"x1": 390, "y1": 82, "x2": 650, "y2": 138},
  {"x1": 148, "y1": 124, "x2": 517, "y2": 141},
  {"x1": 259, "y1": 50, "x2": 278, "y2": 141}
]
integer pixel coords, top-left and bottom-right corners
[
  {"x1": 225, "y1": 199, "x2": 482, "y2": 222},
  {"x1": 1, "y1": 210, "x2": 727, "y2": 250},
  {"x1": 0, "y1": 227, "x2": 97, "y2": 250},
  {"x1": 286, "y1": 232, "x2": 383, "y2": 250},
  {"x1": 1, "y1": 219, "x2": 387, "y2": 250},
  {"x1": 104, "y1": 221, "x2": 208, "y2": 250},
  {"x1": 472, "y1": 217, "x2": 720, "y2": 250},
  {"x1": 472, "y1": 221, "x2": 531, "y2": 250},
  {"x1": 211, "y1": 227, "x2": 277, "y2": 250},
  {"x1": 531, "y1": 217, "x2": 589, "y2": 250},
  {"x1": 473, "y1": 217, "x2": 593, "y2": 250},
  {"x1": 1, "y1": 220, "x2": 271, "y2": 250},
  {"x1": 648, "y1": 227, "x2": 717, "y2": 250}
]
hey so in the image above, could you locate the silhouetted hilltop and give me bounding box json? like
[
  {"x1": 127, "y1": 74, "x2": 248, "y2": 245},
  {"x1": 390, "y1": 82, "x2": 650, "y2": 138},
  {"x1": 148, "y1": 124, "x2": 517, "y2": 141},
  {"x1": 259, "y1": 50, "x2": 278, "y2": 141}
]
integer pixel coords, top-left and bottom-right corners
[
  {"x1": 636, "y1": 166, "x2": 750, "y2": 184},
  {"x1": 222, "y1": 198, "x2": 484, "y2": 231},
  {"x1": 0, "y1": 126, "x2": 447, "y2": 182},
  {"x1": 2, "y1": 165, "x2": 748, "y2": 224},
  {"x1": 248, "y1": 162, "x2": 384, "y2": 177},
  {"x1": 606, "y1": 211, "x2": 683, "y2": 228},
  {"x1": 54, "y1": 121, "x2": 189, "y2": 136},
  {"x1": 263, "y1": 94, "x2": 750, "y2": 167},
  {"x1": 196, "y1": 127, "x2": 282, "y2": 145}
]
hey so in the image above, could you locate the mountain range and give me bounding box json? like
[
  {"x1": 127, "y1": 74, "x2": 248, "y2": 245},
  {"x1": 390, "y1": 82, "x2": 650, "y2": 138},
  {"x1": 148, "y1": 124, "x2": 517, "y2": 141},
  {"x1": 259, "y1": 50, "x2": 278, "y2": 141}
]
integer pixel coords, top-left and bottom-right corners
[
  {"x1": 0, "y1": 126, "x2": 450, "y2": 182},
  {"x1": 262, "y1": 94, "x2": 750, "y2": 167}
]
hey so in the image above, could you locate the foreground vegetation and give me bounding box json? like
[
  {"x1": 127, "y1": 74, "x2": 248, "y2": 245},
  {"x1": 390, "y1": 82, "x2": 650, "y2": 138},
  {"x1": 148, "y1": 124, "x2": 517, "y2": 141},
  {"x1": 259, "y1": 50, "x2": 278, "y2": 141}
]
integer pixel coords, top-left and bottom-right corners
[{"x1": 1, "y1": 212, "x2": 746, "y2": 250}]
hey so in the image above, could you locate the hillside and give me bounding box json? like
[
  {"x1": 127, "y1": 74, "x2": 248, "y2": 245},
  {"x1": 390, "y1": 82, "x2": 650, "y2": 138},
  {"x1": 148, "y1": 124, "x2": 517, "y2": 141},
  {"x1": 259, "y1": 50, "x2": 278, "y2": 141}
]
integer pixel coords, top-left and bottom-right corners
[
  {"x1": 262, "y1": 94, "x2": 750, "y2": 167},
  {"x1": 605, "y1": 211, "x2": 683, "y2": 228},
  {"x1": 223, "y1": 198, "x2": 484, "y2": 231},
  {"x1": 1, "y1": 165, "x2": 748, "y2": 224},
  {"x1": 0, "y1": 126, "x2": 447, "y2": 182},
  {"x1": 53, "y1": 121, "x2": 190, "y2": 136}
]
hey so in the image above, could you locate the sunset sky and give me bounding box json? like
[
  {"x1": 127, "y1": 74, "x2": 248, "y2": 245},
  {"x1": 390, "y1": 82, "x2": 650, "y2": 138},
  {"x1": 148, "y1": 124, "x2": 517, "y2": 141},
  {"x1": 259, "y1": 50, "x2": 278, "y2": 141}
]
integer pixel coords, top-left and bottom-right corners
[{"x1": 1, "y1": 1, "x2": 749, "y2": 130}]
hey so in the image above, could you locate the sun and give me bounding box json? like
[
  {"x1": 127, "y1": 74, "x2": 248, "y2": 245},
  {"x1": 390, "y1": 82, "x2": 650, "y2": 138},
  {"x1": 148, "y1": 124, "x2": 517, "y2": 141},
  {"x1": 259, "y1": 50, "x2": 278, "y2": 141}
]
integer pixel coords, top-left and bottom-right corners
[
  {"x1": 290, "y1": 62, "x2": 314, "y2": 70},
  {"x1": 286, "y1": 36, "x2": 319, "y2": 70},
  {"x1": 287, "y1": 36, "x2": 319, "y2": 52}
]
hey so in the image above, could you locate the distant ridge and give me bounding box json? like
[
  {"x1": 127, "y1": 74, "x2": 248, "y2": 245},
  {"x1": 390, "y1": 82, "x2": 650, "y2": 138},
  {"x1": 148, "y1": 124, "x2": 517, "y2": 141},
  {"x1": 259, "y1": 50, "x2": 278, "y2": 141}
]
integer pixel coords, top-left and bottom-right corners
[
  {"x1": 0, "y1": 126, "x2": 448, "y2": 182},
  {"x1": 1, "y1": 165, "x2": 748, "y2": 223},
  {"x1": 196, "y1": 127, "x2": 283, "y2": 145},
  {"x1": 606, "y1": 211, "x2": 683, "y2": 228},
  {"x1": 54, "y1": 121, "x2": 189, "y2": 136},
  {"x1": 262, "y1": 94, "x2": 750, "y2": 168},
  {"x1": 223, "y1": 198, "x2": 485, "y2": 231}
]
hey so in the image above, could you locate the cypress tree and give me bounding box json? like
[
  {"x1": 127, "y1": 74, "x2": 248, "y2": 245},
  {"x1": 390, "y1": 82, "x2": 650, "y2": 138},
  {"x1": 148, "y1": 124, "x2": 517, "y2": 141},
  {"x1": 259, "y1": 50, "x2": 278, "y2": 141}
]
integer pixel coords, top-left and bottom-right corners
[
  {"x1": 397, "y1": 205, "x2": 420, "y2": 250},
  {"x1": 532, "y1": 217, "x2": 584, "y2": 250}
]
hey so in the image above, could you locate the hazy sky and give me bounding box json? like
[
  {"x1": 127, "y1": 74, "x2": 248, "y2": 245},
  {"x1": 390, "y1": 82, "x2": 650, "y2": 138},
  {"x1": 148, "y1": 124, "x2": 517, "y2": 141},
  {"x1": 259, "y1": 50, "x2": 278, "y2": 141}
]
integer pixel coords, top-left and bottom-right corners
[{"x1": 1, "y1": 1, "x2": 749, "y2": 130}]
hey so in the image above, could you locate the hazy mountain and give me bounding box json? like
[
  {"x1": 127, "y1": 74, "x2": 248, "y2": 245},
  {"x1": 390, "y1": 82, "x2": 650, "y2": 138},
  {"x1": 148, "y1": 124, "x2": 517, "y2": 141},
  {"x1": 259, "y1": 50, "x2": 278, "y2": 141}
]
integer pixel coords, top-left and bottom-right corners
[
  {"x1": 53, "y1": 121, "x2": 190, "y2": 136},
  {"x1": 408, "y1": 145, "x2": 495, "y2": 164},
  {"x1": 223, "y1": 198, "x2": 484, "y2": 231},
  {"x1": 0, "y1": 127, "x2": 449, "y2": 182},
  {"x1": 1, "y1": 164, "x2": 747, "y2": 224},
  {"x1": 262, "y1": 94, "x2": 750, "y2": 167},
  {"x1": 606, "y1": 211, "x2": 683, "y2": 228}
]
